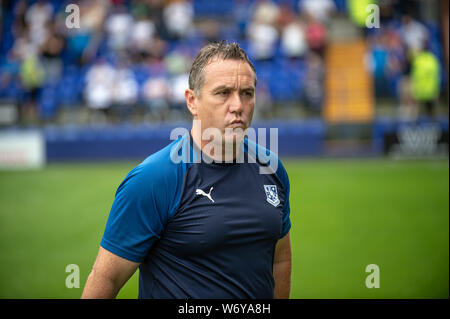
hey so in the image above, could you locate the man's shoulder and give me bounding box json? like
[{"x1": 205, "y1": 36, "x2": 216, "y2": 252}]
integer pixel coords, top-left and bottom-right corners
[
  {"x1": 244, "y1": 137, "x2": 289, "y2": 178},
  {"x1": 119, "y1": 135, "x2": 190, "y2": 193},
  {"x1": 141, "y1": 136, "x2": 184, "y2": 169}
]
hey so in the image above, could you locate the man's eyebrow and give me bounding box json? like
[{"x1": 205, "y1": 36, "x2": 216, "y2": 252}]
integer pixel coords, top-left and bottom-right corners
[
  {"x1": 211, "y1": 85, "x2": 255, "y2": 93},
  {"x1": 211, "y1": 85, "x2": 231, "y2": 92}
]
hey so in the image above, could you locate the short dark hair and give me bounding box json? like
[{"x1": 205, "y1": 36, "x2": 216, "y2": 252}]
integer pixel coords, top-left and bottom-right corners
[{"x1": 188, "y1": 41, "x2": 257, "y2": 96}]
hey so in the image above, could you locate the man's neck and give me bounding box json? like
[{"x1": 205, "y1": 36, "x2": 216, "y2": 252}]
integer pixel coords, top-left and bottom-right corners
[{"x1": 190, "y1": 126, "x2": 243, "y2": 162}]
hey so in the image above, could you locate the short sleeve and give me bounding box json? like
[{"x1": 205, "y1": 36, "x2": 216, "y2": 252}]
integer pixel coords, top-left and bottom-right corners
[{"x1": 100, "y1": 159, "x2": 183, "y2": 262}]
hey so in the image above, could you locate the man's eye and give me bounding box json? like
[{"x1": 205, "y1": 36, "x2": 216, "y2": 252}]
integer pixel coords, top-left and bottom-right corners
[
  {"x1": 243, "y1": 91, "x2": 254, "y2": 97},
  {"x1": 217, "y1": 91, "x2": 228, "y2": 96}
]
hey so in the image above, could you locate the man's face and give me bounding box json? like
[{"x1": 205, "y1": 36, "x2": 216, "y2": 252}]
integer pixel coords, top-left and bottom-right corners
[{"x1": 190, "y1": 58, "x2": 256, "y2": 145}]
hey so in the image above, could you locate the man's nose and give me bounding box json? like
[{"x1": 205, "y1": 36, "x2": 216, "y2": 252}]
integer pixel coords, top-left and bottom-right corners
[{"x1": 229, "y1": 91, "x2": 243, "y2": 114}]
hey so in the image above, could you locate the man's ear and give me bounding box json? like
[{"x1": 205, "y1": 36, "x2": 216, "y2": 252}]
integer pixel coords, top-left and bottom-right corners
[{"x1": 185, "y1": 89, "x2": 198, "y2": 117}]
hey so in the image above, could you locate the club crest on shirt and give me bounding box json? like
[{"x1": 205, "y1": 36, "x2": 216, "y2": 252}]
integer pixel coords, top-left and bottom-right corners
[{"x1": 264, "y1": 185, "x2": 280, "y2": 207}]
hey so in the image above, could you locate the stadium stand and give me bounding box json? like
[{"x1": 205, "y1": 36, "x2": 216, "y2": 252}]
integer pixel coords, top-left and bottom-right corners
[
  {"x1": 0, "y1": 0, "x2": 446, "y2": 127},
  {"x1": 324, "y1": 39, "x2": 374, "y2": 123}
]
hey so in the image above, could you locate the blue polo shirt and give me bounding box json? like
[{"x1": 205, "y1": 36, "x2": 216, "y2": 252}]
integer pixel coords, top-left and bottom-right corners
[{"x1": 100, "y1": 133, "x2": 291, "y2": 298}]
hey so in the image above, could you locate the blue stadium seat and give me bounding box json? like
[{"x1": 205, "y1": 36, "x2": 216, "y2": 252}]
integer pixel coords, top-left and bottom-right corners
[
  {"x1": 0, "y1": 79, "x2": 20, "y2": 100},
  {"x1": 57, "y1": 70, "x2": 81, "y2": 107},
  {"x1": 133, "y1": 67, "x2": 150, "y2": 87},
  {"x1": 269, "y1": 68, "x2": 292, "y2": 101},
  {"x1": 193, "y1": 0, "x2": 234, "y2": 17},
  {"x1": 273, "y1": 0, "x2": 299, "y2": 12},
  {"x1": 39, "y1": 84, "x2": 59, "y2": 119}
]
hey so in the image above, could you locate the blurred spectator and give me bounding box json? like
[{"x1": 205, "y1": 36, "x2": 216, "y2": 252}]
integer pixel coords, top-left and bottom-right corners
[
  {"x1": 347, "y1": 0, "x2": 374, "y2": 29},
  {"x1": 142, "y1": 77, "x2": 171, "y2": 121},
  {"x1": 25, "y1": 0, "x2": 53, "y2": 47},
  {"x1": 147, "y1": 36, "x2": 169, "y2": 61},
  {"x1": 369, "y1": 32, "x2": 391, "y2": 99},
  {"x1": 105, "y1": 5, "x2": 133, "y2": 52},
  {"x1": 246, "y1": 22, "x2": 278, "y2": 61},
  {"x1": 200, "y1": 19, "x2": 221, "y2": 43},
  {"x1": 129, "y1": 13, "x2": 156, "y2": 62},
  {"x1": 19, "y1": 53, "x2": 45, "y2": 124},
  {"x1": 64, "y1": 0, "x2": 108, "y2": 66},
  {"x1": 10, "y1": 31, "x2": 39, "y2": 61},
  {"x1": 397, "y1": 72, "x2": 418, "y2": 121},
  {"x1": 40, "y1": 20, "x2": 65, "y2": 84},
  {"x1": 81, "y1": 0, "x2": 109, "y2": 32},
  {"x1": 400, "y1": 15, "x2": 429, "y2": 54},
  {"x1": 277, "y1": 3, "x2": 296, "y2": 30},
  {"x1": 168, "y1": 72, "x2": 190, "y2": 119},
  {"x1": 163, "y1": 0, "x2": 194, "y2": 40},
  {"x1": 383, "y1": 27, "x2": 415, "y2": 119},
  {"x1": 303, "y1": 52, "x2": 325, "y2": 114},
  {"x1": 79, "y1": 0, "x2": 109, "y2": 62},
  {"x1": 252, "y1": 1, "x2": 280, "y2": 30},
  {"x1": 410, "y1": 49, "x2": 441, "y2": 118},
  {"x1": 253, "y1": 80, "x2": 273, "y2": 119},
  {"x1": 145, "y1": 0, "x2": 169, "y2": 39},
  {"x1": 246, "y1": 0, "x2": 280, "y2": 61},
  {"x1": 164, "y1": 50, "x2": 191, "y2": 120},
  {"x1": 305, "y1": 15, "x2": 328, "y2": 58},
  {"x1": 281, "y1": 18, "x2": 308, "y2": 59},
  {"x1": 130, "y1": 0, "x2": 150, "y2": 18},
  {"x1": 11, "y1": 0, "x2": 28, "y2": 40},
  {"x1": 164, "y1": 51, "x2": 190, "y2": 75},
  {"x1": 384, "y1": 27, "x2": 407, "y2": 78},
  {"x1": 84, "y1": 59, "x2": 115, "y2": 123},
  {"x1": 112, "y1": 62, "x2": 139, "y2": 123},
  {"x1": 378, "y1": 0, "x2": 396, "y2": 24},
  {"x1": 300, "y1": 0, "x2": 336, "y2": 25}
]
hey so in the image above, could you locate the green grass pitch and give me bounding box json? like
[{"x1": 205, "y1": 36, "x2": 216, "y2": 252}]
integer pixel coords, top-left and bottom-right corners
[{"x1": 0, "y1": 159, "x2": 448, "y2": 298}]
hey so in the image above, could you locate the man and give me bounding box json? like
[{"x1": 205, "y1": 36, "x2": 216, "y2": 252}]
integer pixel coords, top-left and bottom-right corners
[
  {"x1": 81, "y1": 42, "x2": 292, "y2": 299},
  {"x1": 410, "y1": 48, "x2": 440, "y2": 118}
]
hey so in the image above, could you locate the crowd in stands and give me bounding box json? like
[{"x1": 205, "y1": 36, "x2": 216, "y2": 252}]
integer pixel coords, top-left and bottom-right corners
[
  {"x1": 360, "y1": 0, "x2": 445, "y2": 120},
  {"x1": 0, "y1": 0, "x2": 446, "y2": 126}
]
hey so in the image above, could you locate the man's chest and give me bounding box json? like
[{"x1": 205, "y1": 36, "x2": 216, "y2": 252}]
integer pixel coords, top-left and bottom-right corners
[{"x1": 158, "y1": 164, "x2": 286, "y2": 256}]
